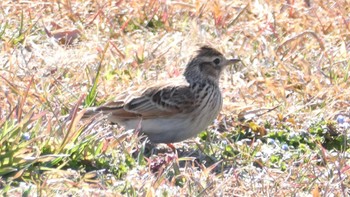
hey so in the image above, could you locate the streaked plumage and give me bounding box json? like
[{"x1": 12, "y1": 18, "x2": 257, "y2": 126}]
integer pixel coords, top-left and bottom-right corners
[{"x1": 83, "y1": 46, "x2": 240, "y2": 143}]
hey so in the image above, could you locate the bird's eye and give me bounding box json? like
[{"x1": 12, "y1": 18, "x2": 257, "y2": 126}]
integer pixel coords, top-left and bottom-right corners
[{"x1": 213, "y1": 58, "x2": 220, "y2": 65}]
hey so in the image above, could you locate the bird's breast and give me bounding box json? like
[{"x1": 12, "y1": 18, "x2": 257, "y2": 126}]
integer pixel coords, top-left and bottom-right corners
[{"x1": 192, "y1": 85, "x2": 222, "y2": 126}]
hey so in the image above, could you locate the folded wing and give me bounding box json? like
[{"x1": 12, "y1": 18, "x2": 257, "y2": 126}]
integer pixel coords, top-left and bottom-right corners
[{"x1": 84, "y1": 78, "x2": 198, "y2": 120}]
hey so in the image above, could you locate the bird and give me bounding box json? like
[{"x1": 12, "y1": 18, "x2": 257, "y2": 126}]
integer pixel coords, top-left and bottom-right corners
[{"x1": 83, "y1": 46, "x2": 240, "y2": 144}]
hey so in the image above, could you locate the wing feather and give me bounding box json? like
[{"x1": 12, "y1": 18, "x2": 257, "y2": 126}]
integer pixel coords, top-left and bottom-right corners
[
  {"x1": 124, "y1": 78, "x2": 198, "y2": 118},
  {"x1": 85, "y1": 78, "x2": 197, "y2": 120}
]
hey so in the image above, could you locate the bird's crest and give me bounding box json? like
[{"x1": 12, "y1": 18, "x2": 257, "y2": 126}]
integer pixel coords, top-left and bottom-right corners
[{"x1": 196, "y1": 46, "x2": 223, "y2": 57}]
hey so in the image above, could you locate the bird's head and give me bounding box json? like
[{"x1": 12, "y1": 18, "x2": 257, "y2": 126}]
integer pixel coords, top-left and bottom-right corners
[{"x1": 184, "y1": 46, "x2": 240, "y2": 84}]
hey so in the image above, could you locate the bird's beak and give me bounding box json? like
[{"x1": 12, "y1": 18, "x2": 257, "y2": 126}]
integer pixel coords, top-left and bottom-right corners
[{"x1": 227, "y1": 58, "x2": 241, "y2": 64}]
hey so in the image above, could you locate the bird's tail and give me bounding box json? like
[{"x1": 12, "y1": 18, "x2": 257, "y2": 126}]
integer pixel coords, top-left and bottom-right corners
[
  {"x1": 82, "y1": 105, "x2": 125, "y2": 119},
  {"x1": 81, "y1": 107, "x2": 101, "y2": 119}
]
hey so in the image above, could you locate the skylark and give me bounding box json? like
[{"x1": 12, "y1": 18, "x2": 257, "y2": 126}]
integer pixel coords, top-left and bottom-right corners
[{"x1": 83, "y1": 46, "x2": 240, "y2": 143}]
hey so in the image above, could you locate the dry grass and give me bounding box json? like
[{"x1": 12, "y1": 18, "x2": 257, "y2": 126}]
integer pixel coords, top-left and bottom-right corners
[{"x1": 0, "y1": 0, "x2": 349, "y2": 196}]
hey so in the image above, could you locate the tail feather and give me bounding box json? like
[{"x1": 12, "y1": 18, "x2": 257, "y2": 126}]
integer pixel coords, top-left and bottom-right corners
[
  {"x1": 82, "y1": 105, "x2": 139, "y2": 121},
  {"x1": 82, "y1": 105, "x2": 122, "y2": 118},
  {"x1": 81, "y1": 107, "x2": 102, "y2": 119}
]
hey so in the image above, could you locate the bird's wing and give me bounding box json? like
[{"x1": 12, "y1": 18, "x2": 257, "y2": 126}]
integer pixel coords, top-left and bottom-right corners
[
  {"x1": 125, "y1": 82, "x2": 198, "y2": 118},
  {"x1": 82, "y1": 77, "x2": 197, "y2": 119},
  {"x1": 91, "y1": 78, "x2": 198, "y2": 119}
]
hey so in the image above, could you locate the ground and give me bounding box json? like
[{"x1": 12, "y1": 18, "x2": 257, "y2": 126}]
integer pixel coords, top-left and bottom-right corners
[{"x1": 0, "y1": 0, "x2": 349, "y2": 196}]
